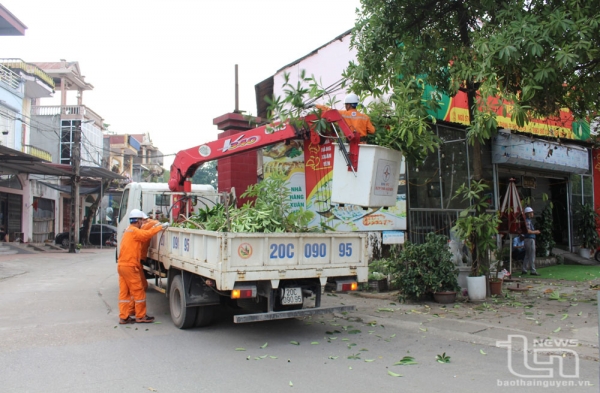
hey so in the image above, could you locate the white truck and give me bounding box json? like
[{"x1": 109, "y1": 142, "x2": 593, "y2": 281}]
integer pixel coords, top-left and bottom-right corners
[
  {"x1": 117, "y1": 110, "x2": 399, "y2": 329},
  {"x1": 117, "y1": 182, "x2": 368, "y2": 329}
]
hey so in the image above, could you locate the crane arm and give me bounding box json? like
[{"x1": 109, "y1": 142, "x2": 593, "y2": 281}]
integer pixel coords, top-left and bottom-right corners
[{"x1": 168, "y1": 109, "x2": 359, "y2": 192}]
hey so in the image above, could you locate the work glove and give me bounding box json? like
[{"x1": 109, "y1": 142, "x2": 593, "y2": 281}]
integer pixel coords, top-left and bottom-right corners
[{"x1": 161, "y1": 222, "x2": 170, "y2": 230}]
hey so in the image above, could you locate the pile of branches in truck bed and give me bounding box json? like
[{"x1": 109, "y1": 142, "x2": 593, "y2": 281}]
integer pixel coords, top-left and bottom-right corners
[{"x1": 177, "y1": 173, "x2": 327, "y2": 233}]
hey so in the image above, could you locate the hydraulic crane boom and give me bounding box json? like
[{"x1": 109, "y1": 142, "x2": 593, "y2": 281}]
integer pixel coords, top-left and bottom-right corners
[{"x1": 168, "y1": 109, "x2": 360, "y2": 193}]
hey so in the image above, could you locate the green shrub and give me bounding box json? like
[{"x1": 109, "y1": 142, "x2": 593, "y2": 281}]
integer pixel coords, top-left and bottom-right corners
[{"x1": 389, "y1": 233, "x2": 459, "y2": 301}]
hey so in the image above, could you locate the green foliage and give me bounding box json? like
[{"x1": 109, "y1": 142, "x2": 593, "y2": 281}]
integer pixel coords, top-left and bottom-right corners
[
  {"x1": 363, "y1": 80, "x2": 441, "y2": 166},
  {"x1": 385, "y1": 233, "x2": 459, "y2": 301},
  {"x1": 574, "y1": 203, "x2": 600, "y2": 249},
  {"x1": 180, "y1": 172, "x2": 318, "y2": 233},
  {"x1": 347, "y1": 0, "x2": 600, "y2": 197},
  {"x1": 349, "y1": 0, "x2": 600, "y2": 128},
  {"x1": 191, "y1": 161, "x2": 217, "y2": 188},
  {"x1": 535, "y1": 202, "x2": 555, "y2": 257},
  {"x1": 452, "y1": 181, "x2": 501, "y2": 277}
]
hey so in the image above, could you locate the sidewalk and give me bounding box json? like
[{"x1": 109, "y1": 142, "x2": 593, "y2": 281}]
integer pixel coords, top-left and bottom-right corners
[
  {"x1": 553, "y1": 248, "x2": 600, "y2": 266},
  {"x1": 322, "y1": 278, "x2": 600, "y2": 361}
]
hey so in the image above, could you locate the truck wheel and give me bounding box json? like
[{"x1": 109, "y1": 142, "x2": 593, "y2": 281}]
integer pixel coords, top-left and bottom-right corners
[
  {"x1": 169, "y1": 274, "x2": 197, "y2": 329},
  {"x1": 194, "y1": 305, "x2": 214, "y2": 327}
]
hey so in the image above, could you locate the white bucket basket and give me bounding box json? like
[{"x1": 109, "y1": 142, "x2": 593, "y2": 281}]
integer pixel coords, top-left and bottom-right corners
[{"x1": 331, "y1": 144, "x2": 403, "y2": 208}]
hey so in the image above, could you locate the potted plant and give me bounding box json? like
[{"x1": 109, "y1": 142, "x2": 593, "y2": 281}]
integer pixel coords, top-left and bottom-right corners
[
  {"x1": 387, "y1": 233, "x2": 459, "y2": 302},
  {"x1": 452, "y1": 181, "x2": 501, "y2": 301},
  {"x1": 575, "y1": 203, "x2": 600, "y2": 259},
  {"x1": 368, "y1": 258, "x2": 391, "y2": 292},
  {"x1": 368, "y1": 271, "x2": 388, "y2": 292},
  {"x1": 489, "y1": 260, "x2": 504, "y2": 296},
  {"x1": 75, "y1": 243, "x2": 82, "y2": 253},
  {"x1": 535, "y1": 200, "x2": 555, "y2": 257}
]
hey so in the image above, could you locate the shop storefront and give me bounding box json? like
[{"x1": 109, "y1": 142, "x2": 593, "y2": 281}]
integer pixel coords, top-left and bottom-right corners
[{"x1": 492, "y1": 131, "x2": 591, "y2": 251}]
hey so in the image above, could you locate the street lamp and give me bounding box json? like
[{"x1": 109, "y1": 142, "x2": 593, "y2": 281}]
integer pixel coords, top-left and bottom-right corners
[{"x1": 68, "y1": 119, "x2": 94, "y2": 253}]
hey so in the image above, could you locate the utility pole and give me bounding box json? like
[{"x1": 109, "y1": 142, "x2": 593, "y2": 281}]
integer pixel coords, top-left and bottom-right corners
[{"x1": 68, "y1": 120, "x2": 81, "y2": 253}]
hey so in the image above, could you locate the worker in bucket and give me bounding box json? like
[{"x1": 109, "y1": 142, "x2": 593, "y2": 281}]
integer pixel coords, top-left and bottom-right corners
[
  {"x1": 118, "y1": 209, "x2": 168, "y2": 324},
  {"x1": 317, "y1": 93, "x2": 375, "y2": 140}
]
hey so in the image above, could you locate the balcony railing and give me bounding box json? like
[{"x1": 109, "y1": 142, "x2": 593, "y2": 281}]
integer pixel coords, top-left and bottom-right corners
[
  {"x1": 0, "y1": 59, "x2": 55, "y2": 89},
  {"x1": 22, "y1": 144, "x2": 52, "y2": 162},
  {"x1": 31, "y1": 105, "x2": 103, "y2": 128},
  {"x1": 0, "y1": 63, "x2": 21, "y2": 91}
]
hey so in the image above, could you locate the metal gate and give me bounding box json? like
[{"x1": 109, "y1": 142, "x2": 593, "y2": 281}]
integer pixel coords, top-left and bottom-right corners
[{"x1": 32, "y1": 197, "x2": 55, "y2": 243}]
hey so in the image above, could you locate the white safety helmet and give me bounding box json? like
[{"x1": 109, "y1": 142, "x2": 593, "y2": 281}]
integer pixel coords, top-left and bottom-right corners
[
  {"x1": 344, "y1": 93, "x2": 360, "y2": 105},
  {"x1": 129, "y1": 209, "x2": 148, "y2": 220},
  {"x1": 524, "y1": 207, "x2": 533, "y2": 213}
]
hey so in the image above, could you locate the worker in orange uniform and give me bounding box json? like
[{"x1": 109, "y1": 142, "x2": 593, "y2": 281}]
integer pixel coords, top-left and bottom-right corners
[
  {"x1": 317, "y1": 93, "x2": 375, "y2": 140},
  {"x1": 118, "y1": 209, "x2": 168, "y2": 324},
  {"x1": 138, "y1": 213, "x2": 160, "y2": 290}
]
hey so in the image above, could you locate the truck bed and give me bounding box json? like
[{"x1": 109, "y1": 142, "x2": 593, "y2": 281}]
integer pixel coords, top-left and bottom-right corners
[{"x1": 147, "y1": 228, "x2": 369, "y2": 290}]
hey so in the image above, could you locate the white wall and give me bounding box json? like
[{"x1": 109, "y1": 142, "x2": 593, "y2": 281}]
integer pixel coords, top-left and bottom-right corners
[{"x1": 273, "y1": 33, "x2": 356, "y2": 107}]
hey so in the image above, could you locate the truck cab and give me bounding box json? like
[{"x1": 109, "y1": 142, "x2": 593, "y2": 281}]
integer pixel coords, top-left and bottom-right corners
[{"x1": 116, "y1": 182, "x2": 219, "y2": 256}]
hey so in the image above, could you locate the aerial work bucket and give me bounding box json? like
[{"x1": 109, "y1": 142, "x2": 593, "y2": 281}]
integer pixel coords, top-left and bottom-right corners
[{"x1": 331, "y1": 144, "x2": 402, "y2": 208}]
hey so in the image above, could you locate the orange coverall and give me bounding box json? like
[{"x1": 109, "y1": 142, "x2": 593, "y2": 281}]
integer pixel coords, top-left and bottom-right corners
[
  {"x1": 118, "y1": 223, "x2": 163, "y2": 320},
  {"x1": 125, "y1": 219, "x2": 160, "y2": 316},
  {"x1": 316, "y1": 105, "x2": 375, "y2": 138}
]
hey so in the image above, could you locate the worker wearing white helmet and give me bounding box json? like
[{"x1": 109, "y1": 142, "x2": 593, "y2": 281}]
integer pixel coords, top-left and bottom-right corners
[
  {"x1": 117, "y1": 208, "x2": 169, "y2": 324},
  {"x1": 317, "y1": 93, "x2": 375, "y2": 139},
  {"x1": 522, "y1": 207, "x2": 540, "y2": 276}
]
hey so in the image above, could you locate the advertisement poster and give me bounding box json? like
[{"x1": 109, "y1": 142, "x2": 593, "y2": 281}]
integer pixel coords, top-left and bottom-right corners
[{"x1": 263, "y1": 140, "x2": 406, "y2": 232}]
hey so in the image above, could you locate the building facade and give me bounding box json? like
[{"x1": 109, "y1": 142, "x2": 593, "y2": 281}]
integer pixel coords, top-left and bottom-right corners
[{"x1": 255, "y1": 30, "x2": 594, "y2": 253}]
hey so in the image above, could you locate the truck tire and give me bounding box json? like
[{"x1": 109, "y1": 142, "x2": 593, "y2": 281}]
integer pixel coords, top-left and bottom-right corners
[
  {"x1": 169, "y1": 274, "x2": 197, "y2": 329},
  {"x1": 194, "y1": 305, "x2": 214, "y2": 327}
]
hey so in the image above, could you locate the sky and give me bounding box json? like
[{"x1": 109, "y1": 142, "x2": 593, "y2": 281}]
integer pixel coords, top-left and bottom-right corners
[{"x1": 1, "y1": 0, "x2": 362, "y2": 168}]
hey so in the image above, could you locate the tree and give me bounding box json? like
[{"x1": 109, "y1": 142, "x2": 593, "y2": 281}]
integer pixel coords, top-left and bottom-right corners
[
  {"x1": 191, "y1": 161, "x2": 217, "y2": 188},
  {"x1": 347, "y1": 0, "x2": 600, "y2": 166},
  {"x1": 345, "y1": 0, "x2": 600, "y2": 275}
]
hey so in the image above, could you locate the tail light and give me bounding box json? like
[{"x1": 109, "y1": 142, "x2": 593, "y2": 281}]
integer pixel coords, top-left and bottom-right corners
[
  {"x1": 336, "y1": 280, "x2": 358, "y2": 292},
  {"x1": 231, "y1": 285, "x2": 257, "y2": 299}
]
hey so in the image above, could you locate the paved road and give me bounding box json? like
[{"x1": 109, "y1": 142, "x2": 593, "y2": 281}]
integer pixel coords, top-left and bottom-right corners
[{"x1": 0, "y1": 250, "x2": 596, "y2": 392}]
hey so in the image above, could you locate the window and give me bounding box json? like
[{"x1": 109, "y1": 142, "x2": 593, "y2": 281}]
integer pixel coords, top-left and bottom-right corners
[{"x1": 118, "y1": 189, "x2": 129, "y2": 224}]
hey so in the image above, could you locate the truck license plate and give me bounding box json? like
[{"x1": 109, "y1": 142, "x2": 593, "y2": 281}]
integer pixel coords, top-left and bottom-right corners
[{"x1": 281, "y1": 288, "x2": 302, "y2": 305}]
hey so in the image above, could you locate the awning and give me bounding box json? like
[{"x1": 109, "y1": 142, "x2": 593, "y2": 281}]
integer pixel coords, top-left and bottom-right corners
[
  {"x1": 0, "y1": 146, "x2": 125, "y2": 180},
  {"x1": 38, "y1": 181, "x2": 101, "y2": 195}
]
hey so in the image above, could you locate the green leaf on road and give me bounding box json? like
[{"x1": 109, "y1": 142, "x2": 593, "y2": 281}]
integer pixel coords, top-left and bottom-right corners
[
  {"x1": 348, "y1": 330, "x2": 361, "y2": 334},
  {"x1": 480, "y1": 349, "x2": 487, "y2": 355},
  {"x1": 289, "y1": 381, "x2": 293, "y2": 387},
  {"x1": 377, "y1": 308, "x2": 394, "y2": 312},
  {"x1": 235, "y1": 348, "x2": 246, "y2": 351},
  {"x1": 553, "y1": 327, "x2": 561, "y2": 333},
  {"x1": 311, "y1": 342, "x2": 319, "y2": 345},
  {"x1": 270, "y1": 356, "x2": 278, "y2": 359},
  {"x1": 290, "y1": 341, "x2": 300, "y2": 345},
  {"x1": 261, "y1": 342, "x2": 268, "y2": 349},
  {"x1": 561, "y1": 314, "x2": 568, "y2": 320},
  {"x1": 328, "y1": 356, "x2": 338, "y2": 360},
  {"x1": 364, "y1": 359, "x2": 375, "y2": 362},
  {"x1": 393, "y1": 356, "x2": 417, "y2": 365},
  {"x1": 387, "y1": 370, "x2": 403, "y2": 377}
]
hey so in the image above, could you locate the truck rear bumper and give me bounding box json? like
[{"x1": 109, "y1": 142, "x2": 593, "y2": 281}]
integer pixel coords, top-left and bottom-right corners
[{"x1": 233, "y1": 305, "x2": 355, "y2": 323}]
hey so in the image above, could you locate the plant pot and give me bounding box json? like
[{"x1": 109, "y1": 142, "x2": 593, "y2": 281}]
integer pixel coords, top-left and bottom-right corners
[
  {"x1": 489, "y1": 279, "x2": 503, "y2": 296},
  {"x1": 467, "y1": 275, "x2": 486, "y2": 301},
  {"x1": 579, "y1": 248, "x2": 591, "y2": 259},
  {"x1": 368, "y1": 279, "x2": 388, "y2": 292},
  {"x1": 433, "y1": 291, "x2": 457, "y2": 304},
  {"x1": 75, "y1": 249, "x2": 80, "y2": 254}
]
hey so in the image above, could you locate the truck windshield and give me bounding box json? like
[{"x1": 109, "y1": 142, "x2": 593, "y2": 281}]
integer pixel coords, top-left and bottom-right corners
[{"x1": 118, "y1": 188, "x2": 129, "y2": 224}]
